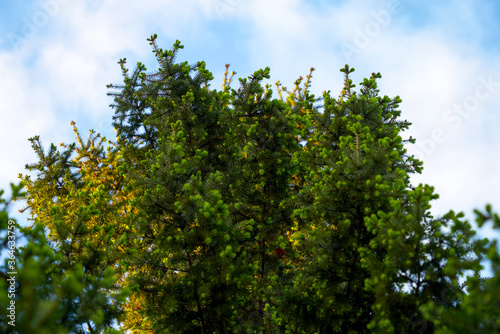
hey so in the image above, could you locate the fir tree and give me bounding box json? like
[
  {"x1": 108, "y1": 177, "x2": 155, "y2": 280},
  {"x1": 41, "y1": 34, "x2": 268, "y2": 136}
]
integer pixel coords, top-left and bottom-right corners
[
  {"x1": 17, "y1": 124, "x2": 131, "y2": 332},
  {"x1": 9, "y1": 36, "x2": 500, "y2": 333},
  {"x1": 274, "y1": 66, "x2": 419, "y2": 332}
]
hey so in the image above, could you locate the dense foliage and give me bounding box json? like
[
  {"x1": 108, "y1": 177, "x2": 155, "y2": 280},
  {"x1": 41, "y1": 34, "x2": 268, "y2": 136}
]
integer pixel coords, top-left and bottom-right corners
[{"x1": 1, "y1": 36, "x2": 499, "y2": 333}]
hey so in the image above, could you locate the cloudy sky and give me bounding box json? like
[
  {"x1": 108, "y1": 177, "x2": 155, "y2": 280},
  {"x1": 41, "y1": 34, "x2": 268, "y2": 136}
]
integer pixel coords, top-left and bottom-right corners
[{"x1": 1, "y1": 0, "x2": 499, "y2": 258}]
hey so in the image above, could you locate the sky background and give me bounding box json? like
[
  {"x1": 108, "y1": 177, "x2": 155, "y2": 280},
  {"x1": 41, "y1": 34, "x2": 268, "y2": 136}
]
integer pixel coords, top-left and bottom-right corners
[{"x1": 1, "y1": 0, "x2": 499, "y2": 272}]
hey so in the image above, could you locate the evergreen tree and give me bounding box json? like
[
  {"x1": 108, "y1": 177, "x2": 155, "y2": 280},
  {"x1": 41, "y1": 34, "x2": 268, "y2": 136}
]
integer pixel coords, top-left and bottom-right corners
[
  {"x1": 10, "y1": 36, "x2": 500, "y2": 333},
  {"x1": 0, "y1": 181, "x2": 128, "y2": 333},
  {"x1": 420, "y1": 204, "x2": 500, "y2": 333},
  {"x1": 15, "y1": 124, "x2": 131, "y2": 332},
  {"x1": 275, "y1": 66, "x2": 418, "y2": 332},
  {"x1": 109, "y1": 37, "x2": 248, "y2": 333},
  {"x1": 107, "y1": 36, "x2": 306, "y2": 332}
]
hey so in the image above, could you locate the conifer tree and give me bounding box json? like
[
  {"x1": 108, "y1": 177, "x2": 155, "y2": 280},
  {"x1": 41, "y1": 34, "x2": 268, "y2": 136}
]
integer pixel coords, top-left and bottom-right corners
[
  {"x1": 361, "y1": 186, "x2": 483, "y2": 333},
  {"x1": 420, "y1": 204, "x2": 500, "y2": 333},
  {"x1": 107, "y1": 36, "x2": 307, "y2": 332},
  {"x1": 17, "y1": 124, "x2": 131, "y2": 332},
  {"x1": 272, "y1": 66, "x2": 418, "y2": 332},
  {"x1": 216, "y1": 65, "x2": 311, "y2": 331},
  {"x1": 108, "y1": 37, "x2": 249, "y2": 333},
  {"x1": 0, "y1": 181, "x2": 128, "y2": 333},
  {"x1": 12, "y1": 36, "x2": 500, "y2": 333}
]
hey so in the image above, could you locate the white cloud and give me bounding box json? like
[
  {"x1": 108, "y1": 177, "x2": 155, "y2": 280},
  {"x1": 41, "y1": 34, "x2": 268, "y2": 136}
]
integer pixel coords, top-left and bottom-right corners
[
  {"x1": 0, "y1": 50, "x2": 58, "y2": 189},
  {"x1": 0, "y1": 0, "x2": 215, "y2": 212},
  {"x1": 229, "y1": 0, "x2": 500, "y2": 243},
  {"x1": 1, "y1": 0, "x2": 499, "y2": 252}
]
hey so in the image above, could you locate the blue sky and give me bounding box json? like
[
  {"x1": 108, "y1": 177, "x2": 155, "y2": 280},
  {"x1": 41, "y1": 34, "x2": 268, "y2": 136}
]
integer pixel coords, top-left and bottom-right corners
[{"x1": 1, "y1": 0, "x2": 500, "y2": 269}]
